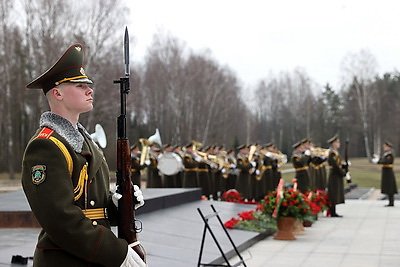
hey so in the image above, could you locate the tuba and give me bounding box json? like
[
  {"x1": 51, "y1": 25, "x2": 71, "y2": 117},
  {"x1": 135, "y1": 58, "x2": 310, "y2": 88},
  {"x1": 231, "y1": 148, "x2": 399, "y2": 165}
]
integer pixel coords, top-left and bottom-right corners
[
  {"x1": 139, "y1": 128, "x2": 162, "y2": 166},
  {"x1": 90, "y1": 124, "x2": 107, "y2": 148}
]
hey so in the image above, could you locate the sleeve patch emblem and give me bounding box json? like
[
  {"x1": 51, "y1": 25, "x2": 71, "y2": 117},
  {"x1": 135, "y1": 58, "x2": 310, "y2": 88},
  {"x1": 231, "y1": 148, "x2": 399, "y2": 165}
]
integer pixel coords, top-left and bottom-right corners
[{"x1": 32, "y1": 165, "x2": 47, "y2": 185}]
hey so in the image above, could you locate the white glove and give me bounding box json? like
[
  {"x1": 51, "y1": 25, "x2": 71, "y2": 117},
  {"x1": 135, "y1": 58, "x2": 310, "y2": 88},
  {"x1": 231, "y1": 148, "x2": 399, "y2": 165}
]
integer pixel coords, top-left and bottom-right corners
[
  {"x1": 371, "y1": 154, "x2": 379, "y2": 164},
  {"x1": 346, "y1": 172, "x2": 351, "y2": 181},
  {"x1": 221, "y1": 168, "x2": 226, "y2": 174},
  {"x1": 255, "y1": 169, "x2": 260, "y2": 175},
  {"x1": 112, "y1": 185, "x2": 144, "y2": 210},
  {"x1": 120, "y1": 246, "x2": 146, "y2": 267},
  {"x1": 144, "y1": 159, "x2": 151, "y2": 166},
  {"x1": 133, "y1": 185, "x2": 144, "y2": 210},
  {"x1": 112, "y1": 192, "x2": 122, "y2": 207},
  {"x1": 347, "y1": 160, "x2": 351, "y2": 166},
  {"x1": 230, "y1": 164, "x2": 236, "y2": 168},
  {"x1": 266, "y1": 152, "x2": 272, "y2": 158},
  {"x1": 250, "y1": 161, "x2": 256, "y2": 167},
  {"x1": 304, "y1": 150, "x2": 311, "y2": 156}
]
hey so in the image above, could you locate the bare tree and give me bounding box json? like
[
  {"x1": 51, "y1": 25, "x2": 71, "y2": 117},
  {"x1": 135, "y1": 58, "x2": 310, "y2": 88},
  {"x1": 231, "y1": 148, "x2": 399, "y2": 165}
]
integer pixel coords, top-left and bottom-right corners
[{"x1": 340, "y1": 49, "x2": 378, "y2": 158}]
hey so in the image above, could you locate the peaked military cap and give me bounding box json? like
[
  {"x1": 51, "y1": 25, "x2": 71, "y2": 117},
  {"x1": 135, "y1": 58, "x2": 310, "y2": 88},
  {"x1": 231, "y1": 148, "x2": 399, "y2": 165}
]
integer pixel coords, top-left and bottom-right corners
[
  {"x1": 237, "y1": 144, "x2": 247, "y2": 150},
  {"x1": 384, "y1": 141, "x2": 393, "y2": 148},
  {"x1": 264, "y1": 142, "x2": 274, "y2": 148},
  {"x1": 26, "y1": 43, "x2": 93, "y2": 94},
  {"x1": 327, "y1": 134, "x2": 339, "y2": 144},
  {"x1": 292, "y1": 141, "x2": 302, "y2": 149},
  {"x1": 162, "y1": 143, "x2": 172, "y2": 149}
]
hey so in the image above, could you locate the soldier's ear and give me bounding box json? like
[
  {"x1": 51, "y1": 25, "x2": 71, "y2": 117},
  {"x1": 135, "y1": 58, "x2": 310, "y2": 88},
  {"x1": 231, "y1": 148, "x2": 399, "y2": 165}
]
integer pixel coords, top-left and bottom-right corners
[{"x1": 49, "y1": 87, "x2": 63, "y2": 100}]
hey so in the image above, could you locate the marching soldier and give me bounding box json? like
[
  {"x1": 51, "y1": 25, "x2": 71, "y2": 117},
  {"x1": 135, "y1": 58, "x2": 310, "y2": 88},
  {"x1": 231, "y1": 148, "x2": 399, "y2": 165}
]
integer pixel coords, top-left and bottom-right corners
[
  {"x1": 372, "y1": 141, "x2": 398, "y2": 206},
  {"x1": 22, "y1": 44, "x2": 145, "y2": 266},
  {"x1": 292, "y1": 141, "x2": 310, "y2": 192},
  {"x1": 327, "y1": 134, "x2": 349, "y2": 217}
]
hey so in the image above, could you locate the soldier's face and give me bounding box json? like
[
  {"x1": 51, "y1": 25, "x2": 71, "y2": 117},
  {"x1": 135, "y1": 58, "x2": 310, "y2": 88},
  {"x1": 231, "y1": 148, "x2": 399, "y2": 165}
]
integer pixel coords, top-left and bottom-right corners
[{"x1": 58, "y1": 82, "x2": 94, "y2": 114}]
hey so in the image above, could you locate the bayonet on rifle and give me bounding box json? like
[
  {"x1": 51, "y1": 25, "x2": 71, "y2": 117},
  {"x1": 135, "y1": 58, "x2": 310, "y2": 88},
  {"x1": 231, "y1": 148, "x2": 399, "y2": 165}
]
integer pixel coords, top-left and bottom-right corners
[{"x1": 114, "y1": 27, "x2": 146, "y2": 262}]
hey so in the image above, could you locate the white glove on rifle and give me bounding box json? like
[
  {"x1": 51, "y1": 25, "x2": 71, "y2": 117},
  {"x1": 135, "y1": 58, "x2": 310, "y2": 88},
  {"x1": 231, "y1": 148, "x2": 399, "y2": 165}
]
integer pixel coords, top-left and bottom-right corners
[
  {"x1": 371, "y1": 154, "x2": 379, "y2": 164},
  {"x1": 120, "y1": 246, "x2": 146, "y2": 267},
  {"x1": 346, "y1": 172, "x2": 351, "y2": 181},
  {"x1": 133, "y1": 185, "x2": 145, "y2": 209},
  {"x1": 112, "y1": 185, "x2": 144, "y2": 210}
]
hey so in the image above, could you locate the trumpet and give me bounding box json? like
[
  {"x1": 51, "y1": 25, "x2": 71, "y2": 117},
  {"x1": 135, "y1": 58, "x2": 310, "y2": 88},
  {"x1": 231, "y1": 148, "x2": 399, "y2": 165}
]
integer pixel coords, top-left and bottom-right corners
[
  {"x1": 265, "y1": 151, "x2": 288, "y2": 165},
  {"x1": 310, "y1": 147, "x2": 330, "y2": 158}
]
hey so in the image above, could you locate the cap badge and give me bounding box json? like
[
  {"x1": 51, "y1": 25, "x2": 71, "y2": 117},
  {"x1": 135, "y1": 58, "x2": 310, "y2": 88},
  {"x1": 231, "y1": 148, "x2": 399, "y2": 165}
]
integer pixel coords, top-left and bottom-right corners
[
  {"x1": 75, "y1": 46, "x2": 81, "y2": 52},
  {"x1": 80, "y1": 67, "x2": 86, "y2": 75}
]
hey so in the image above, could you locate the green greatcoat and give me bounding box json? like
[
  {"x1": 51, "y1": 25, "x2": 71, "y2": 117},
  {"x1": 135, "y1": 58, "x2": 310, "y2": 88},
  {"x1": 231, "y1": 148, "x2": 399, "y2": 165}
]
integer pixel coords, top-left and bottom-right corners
[
  {"x1": 22, "y1": 112, "x2": 127, "y2": 267},
  {"x1": 235, "y1": 153, "x2": 252, "y2": 200},
  {"x1": 378, "y1": 150, "x2": 398, "y2": 196},
  {"x1": 291, "y1": 151, "x2": 310, "y2": 193},
  {"x1": 327, "y1": 148, "x2": 346, "y2": 205}
]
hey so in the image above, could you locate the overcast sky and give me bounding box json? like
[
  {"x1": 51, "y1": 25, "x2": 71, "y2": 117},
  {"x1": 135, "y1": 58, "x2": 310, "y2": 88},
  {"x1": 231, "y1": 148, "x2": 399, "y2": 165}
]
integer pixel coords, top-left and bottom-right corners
[{"x1": 126, "y1": 0, "x2": 400, "y2": 90}]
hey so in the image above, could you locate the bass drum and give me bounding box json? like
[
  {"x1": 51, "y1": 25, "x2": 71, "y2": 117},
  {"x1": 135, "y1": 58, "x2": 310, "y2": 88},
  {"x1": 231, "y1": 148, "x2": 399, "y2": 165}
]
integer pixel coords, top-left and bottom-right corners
[{"x1": 157, "y1": 152, "x2": 184, "y2": 176}]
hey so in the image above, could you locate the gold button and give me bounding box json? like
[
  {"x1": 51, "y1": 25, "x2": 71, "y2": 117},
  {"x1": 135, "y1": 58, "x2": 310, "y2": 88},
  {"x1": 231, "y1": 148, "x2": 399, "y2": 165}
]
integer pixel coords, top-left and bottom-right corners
[
  {"x1": 92, "y1": 221, "x2": 98, "y2": 226},
  {"x1": 90, "y1": 200, "x2": 95, "y2": 206}
]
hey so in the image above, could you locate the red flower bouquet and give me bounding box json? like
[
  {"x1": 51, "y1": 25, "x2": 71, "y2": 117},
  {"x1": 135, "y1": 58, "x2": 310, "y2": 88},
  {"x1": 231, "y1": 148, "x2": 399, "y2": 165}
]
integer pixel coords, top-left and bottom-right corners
[{"x1": 258, "y1": 188, "x2": 311, "y2": 219}]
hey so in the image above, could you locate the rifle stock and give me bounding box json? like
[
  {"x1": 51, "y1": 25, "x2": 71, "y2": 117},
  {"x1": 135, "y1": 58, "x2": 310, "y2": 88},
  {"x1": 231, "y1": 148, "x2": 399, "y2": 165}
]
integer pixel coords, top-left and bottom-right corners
[{"x1": 114, "y1": 27, "x2": 146, "y2": 262}]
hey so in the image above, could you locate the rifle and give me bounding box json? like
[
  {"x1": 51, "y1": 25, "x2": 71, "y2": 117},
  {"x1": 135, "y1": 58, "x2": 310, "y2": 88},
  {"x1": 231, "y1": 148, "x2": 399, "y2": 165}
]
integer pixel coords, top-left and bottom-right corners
[
  {"x1": 344, "y1": 138, "x2": 351, "y2": 184},
  {"x1": 114, "y1": 27, "x2": 146, "y2": 262}
]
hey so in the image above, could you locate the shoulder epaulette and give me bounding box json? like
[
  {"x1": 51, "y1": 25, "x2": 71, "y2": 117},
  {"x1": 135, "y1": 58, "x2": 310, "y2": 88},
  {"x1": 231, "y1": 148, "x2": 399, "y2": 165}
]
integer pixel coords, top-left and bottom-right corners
[
  {"x1": 35, "y1": 127, "x2": 73, "y2": 179},
  {"x1": 36, "y1": 127, "x2": 55, "y2": 139}
]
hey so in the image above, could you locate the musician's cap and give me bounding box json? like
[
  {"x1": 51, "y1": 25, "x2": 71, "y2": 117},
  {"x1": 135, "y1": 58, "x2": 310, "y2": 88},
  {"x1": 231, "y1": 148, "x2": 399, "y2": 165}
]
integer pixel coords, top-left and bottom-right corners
[
  {"x1": 184, "y1": 142, "x2": 193, "y2": 148},
  {"x1": 265, "y1": 142, "x2": 274, "y2": 148},
  {"x1": 327, "y1": 134, "x2": 339, "y2": 144},
  {"x1": 384, "y1": 141, "x2": 393, "y2": 148},
  {"x1": 227, "y1": 149, "x2": 233, "y2": 154},
  {"x1": 163, "y1": 143, "x2": 171, "y2": 149},
  {"x1": 301, "y1": 138, "x2": 311, "y2": 144},
  {"x1": 237, "y1": 144, "x2": 247, "y2": 150},
  {"x1": 172, "y1": 144, "x2": 180, "y2": 150},
  {"x1": 293, "y1": 141, "x2": 302, "y2": 149},
  {"x1": 130, "y1": 144, "x2": 138, "y2": 150},
  {"x1": 26, "y1": 43, "x2": 93, "y2": 94}
]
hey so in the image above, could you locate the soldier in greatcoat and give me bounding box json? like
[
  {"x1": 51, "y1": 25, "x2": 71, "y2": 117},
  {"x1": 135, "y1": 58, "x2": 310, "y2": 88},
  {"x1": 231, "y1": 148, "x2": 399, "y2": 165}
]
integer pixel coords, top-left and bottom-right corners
[
  {"x1": 130, "y1": 144, "x2": 147, "y2": 188},
  {"x1": 235, "y1": 144, "x2": 252, "y2": 200},
  {"x1": 22, "y1": 44, "x2": 145, "y2": 266},
  {"x1": 327, "y1": 135, "x2": 349, "y2": 217},
  {"x1": 372, "y1": 141, "x2": 398, "y2": 206},
  {"x1": 182, "y1": 143, "x2": 199, "y2": 188},
  {"x1": 292, "y1": 141, "x2": 310, "y2": 192}
]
